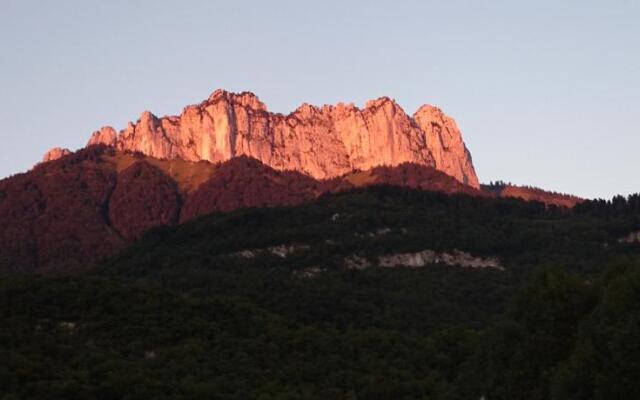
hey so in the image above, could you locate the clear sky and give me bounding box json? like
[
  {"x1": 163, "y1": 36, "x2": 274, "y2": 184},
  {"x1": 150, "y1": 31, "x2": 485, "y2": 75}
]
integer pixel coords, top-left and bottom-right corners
[{"x1": 1, "y1": 0, "x2": 638, "y2": 199}]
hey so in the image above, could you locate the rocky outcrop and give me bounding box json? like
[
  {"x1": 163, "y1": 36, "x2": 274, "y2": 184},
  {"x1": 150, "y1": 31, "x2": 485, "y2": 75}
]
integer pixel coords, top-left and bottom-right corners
[
  {"x1": 232, "y1": 244, "x2": 311, "y2": 259},
  {"x1": 378, "y1": 249, "x2": 502, "y2": 270},
  {"x1": 84, "y1": 89, "x2": 479, "y2": 188},
  {"x1": 619, "y1": 231, "x2": 640, "y2": 244},
  {"x1": 413, "y1": 105, "x2": 478, "y2": 187},
  {"x1": 345, "y1": 250, "x2": 502, "y2": 270},
  {"x1": 42, "y1": 147, "x2": 71, "y2": 162}
]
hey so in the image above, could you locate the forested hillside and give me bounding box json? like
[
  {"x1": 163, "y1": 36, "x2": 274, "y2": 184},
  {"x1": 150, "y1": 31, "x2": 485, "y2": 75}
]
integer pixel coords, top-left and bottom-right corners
[{"x1": 2, "y1": 186, "x2": 640, "y2": 399}]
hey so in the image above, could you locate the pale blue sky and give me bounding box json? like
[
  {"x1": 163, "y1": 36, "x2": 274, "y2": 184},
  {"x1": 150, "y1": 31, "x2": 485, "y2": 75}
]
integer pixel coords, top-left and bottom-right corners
[{"x1": 1, "y1": 0, "x2": 638, "y2": 198}]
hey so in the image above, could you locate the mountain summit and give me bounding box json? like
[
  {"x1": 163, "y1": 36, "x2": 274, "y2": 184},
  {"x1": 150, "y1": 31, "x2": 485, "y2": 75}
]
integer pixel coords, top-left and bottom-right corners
[{"x1": 66, "y1": 90, "x2": 479, "y2": 188}]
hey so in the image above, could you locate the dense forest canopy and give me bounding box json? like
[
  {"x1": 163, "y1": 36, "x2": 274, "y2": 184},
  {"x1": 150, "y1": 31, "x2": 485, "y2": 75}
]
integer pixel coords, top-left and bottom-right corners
[{"x1": 2, "y1": 186, "x2": 640, "y2": 399}]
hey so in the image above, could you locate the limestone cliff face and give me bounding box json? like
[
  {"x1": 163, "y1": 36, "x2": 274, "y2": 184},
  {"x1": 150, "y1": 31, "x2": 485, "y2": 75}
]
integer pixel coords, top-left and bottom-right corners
[
  {"x1": 413, "y1": 105, "x2": 478, "y2": 187},
  {"x1": 85, "y1": 89, "x2": 479, "y2": 188}
]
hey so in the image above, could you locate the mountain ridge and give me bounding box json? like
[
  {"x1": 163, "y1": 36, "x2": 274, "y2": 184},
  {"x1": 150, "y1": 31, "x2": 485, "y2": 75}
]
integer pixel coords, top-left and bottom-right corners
[{"x1": 45, "y1": 89, "x2": 479, "y2": 188}]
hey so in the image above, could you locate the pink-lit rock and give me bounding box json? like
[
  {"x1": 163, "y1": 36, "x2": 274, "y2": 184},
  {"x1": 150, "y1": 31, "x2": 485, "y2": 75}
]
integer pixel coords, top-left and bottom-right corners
[
  {"x1": 85, "y1": 89, "x2": 479, "y2": 188},
  {"x1": 42, "y1": 147, "x2": 71, "y2": 162}
]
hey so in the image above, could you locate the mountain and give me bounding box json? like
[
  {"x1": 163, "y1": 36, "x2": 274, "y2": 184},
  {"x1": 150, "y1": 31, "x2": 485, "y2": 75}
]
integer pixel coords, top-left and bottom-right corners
[
  {"x1": 3, "y1": 88, "x2": 640, "y2": 398},
  {"x1": 41, "y1": 89, "x2": 585, "y2": 208},
  {"x1": 1, "y1": 89, "x2": 586, "y2": 272},
  {"x1": 0, "y1": 146, "x2": 479, "y2": 272},
  {"x1": 59, "y1": 89, "x2": 479, "y2": 188}
]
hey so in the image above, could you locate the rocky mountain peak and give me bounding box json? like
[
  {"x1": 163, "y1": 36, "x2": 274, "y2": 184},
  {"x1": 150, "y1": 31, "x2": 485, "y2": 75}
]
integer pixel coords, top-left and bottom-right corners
[
  {"x1": 139, "y1": 110, "x2": 158, "y2": 124},
  {"x1": 364, "y1": 96, "x2": 398, "y2": 110},
  {"x1": 46, "y1": 89, "x2": 480, "y2": 188},
  {"x1": 207, "y1": 89, "x2": 267, "y2": 111}
]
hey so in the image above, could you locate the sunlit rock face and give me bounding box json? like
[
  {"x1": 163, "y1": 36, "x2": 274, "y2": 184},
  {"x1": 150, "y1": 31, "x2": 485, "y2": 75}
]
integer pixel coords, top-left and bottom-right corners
[
  {"x1": 413, "y1": 105, "x2": 478, "y2": 187},
  {"x1": 42, "y1": 147, "x2": 71, "y2": 162},
  {"x1": 83, "y1": 89, "x2": 479, "y2": 188}
]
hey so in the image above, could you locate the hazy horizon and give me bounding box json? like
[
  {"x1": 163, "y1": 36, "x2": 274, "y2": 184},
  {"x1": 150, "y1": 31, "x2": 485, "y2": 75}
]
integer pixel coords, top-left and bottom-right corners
[{"x1": 1, "y1": 0, "x2": 638, "y2": 199}]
